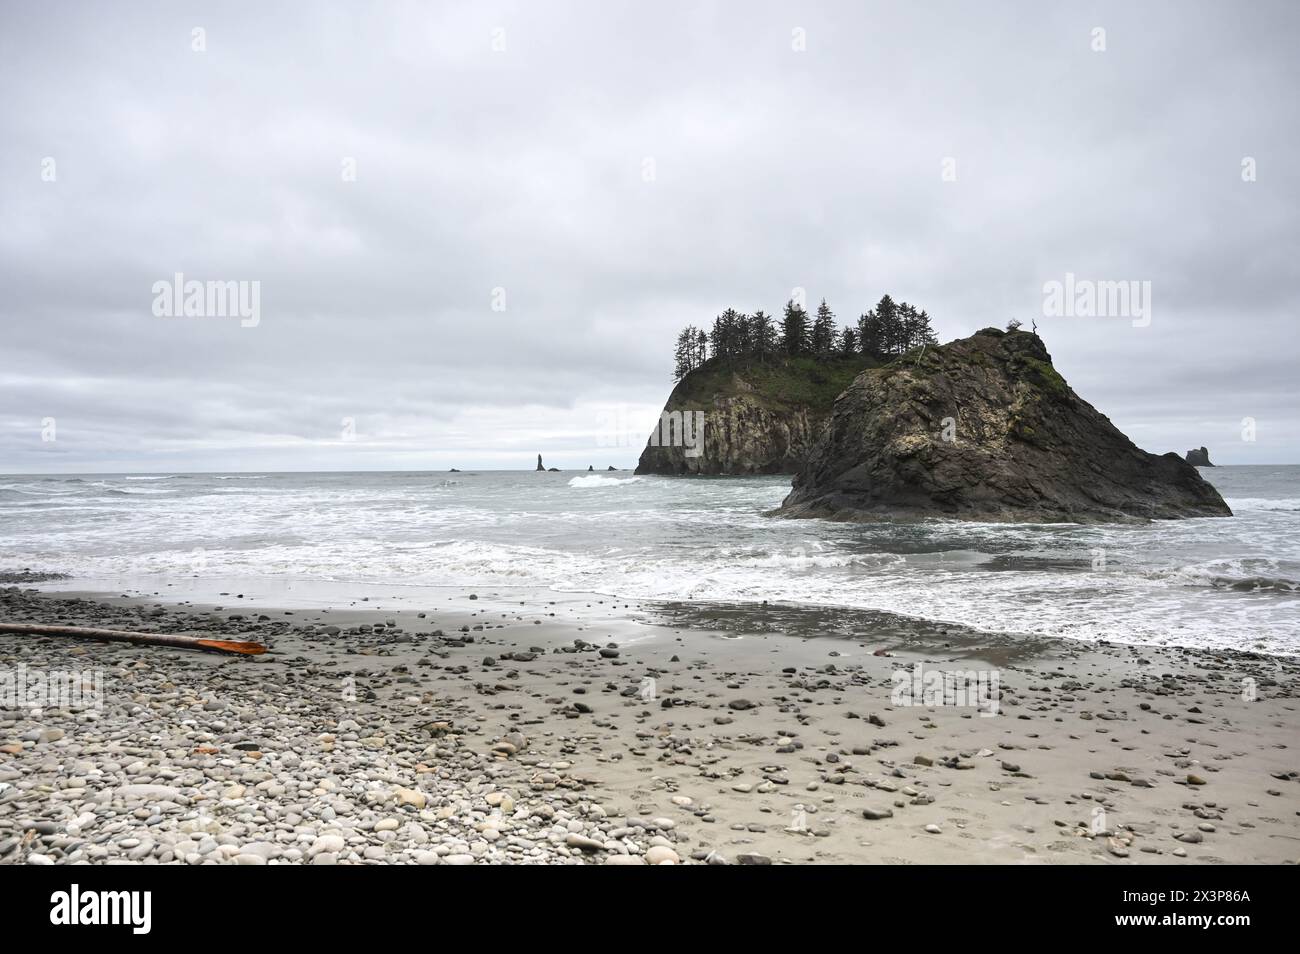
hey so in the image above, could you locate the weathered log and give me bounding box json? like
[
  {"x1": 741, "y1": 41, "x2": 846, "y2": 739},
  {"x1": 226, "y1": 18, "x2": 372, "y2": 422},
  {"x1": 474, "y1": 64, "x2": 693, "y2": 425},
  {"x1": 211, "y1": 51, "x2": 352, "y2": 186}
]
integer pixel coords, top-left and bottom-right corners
[{"x1": 0, "y1": 622, "x2": 267, "y2": 656}]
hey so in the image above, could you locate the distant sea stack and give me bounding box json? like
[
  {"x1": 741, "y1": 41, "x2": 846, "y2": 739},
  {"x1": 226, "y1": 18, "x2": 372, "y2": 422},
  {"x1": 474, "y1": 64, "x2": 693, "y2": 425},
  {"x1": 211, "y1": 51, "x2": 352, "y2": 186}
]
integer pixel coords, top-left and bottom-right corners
[
  {"x1": 777, "y1": 329, "x2": 1232, "y2": 523},
  {"x1": 536, "y1": 454, "x2": 545, "y2": 472},
  {"x1": 635, "y1": 355, "x2": 875, "y2": 475},
  {"x1": 1186, "y1": 446, "x2": 1214, "y2": 467}
]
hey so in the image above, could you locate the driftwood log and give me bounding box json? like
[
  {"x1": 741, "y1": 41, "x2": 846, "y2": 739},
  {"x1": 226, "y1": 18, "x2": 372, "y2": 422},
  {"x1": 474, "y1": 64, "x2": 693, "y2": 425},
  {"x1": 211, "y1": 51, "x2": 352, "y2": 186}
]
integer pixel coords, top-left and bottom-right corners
[{"x1": 0, "y1": 622, "x2": 267, "y2": 656}]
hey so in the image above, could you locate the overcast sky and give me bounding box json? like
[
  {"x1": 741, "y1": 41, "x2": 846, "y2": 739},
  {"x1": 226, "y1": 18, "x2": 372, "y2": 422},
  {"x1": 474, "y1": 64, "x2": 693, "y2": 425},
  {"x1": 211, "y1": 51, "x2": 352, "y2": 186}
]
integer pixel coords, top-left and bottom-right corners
[{"x1": 2, "y1": 0, "x2": 1297, "y2": 472}]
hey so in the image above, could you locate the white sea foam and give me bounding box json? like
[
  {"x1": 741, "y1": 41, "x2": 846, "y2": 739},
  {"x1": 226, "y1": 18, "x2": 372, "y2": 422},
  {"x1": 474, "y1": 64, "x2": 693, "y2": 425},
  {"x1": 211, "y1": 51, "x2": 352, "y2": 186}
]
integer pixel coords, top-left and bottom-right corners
[{"x1": 567, "y1": 475, "x2": 642, "y2": 488}]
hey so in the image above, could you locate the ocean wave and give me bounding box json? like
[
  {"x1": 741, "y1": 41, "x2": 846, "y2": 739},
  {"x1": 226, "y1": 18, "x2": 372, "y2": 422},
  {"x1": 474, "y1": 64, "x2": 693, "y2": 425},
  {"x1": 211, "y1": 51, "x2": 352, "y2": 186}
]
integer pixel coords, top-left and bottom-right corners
[
  {"x1": 1225, "y1": 497, "x2": 1300, "y2": 512},
  {"x1": 123, "y1": 475, "x2": 184, "y2": 481},
  {"x1": 0, "y1": 484, "x2": 82, "y2": 497},
  {"x1": 1148, "y1": 558, "x2": 1300, "y2": 593},
  {"x1": 568, "y1": 475, "x2": 642, "y2": 488}
]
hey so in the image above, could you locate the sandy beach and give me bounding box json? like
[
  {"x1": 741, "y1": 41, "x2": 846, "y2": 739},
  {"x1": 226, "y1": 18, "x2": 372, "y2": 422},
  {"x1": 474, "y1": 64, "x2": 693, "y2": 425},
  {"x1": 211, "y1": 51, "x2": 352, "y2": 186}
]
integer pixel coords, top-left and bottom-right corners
[{"x1": 3, "y1": 582, "x2": 1296, "y2": 865}]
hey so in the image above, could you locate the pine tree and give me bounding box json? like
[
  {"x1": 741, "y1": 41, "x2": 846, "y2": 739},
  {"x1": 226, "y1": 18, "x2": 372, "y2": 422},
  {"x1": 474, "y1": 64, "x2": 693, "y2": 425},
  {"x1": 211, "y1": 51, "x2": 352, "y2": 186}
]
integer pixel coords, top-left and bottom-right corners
[
  {"x1": 734, "y1": 311, "x2": 755, "y2": 357},
  {"x1": 897, "y1": 302, "x2": 920, "y2": 352},
  {"x1": 710, "y1": 309, "x2": 743, "y2": 361},
  {"x1": 875, "y1": 295, "x2": 900, "y2": 354},
  {"x1": 751, "y1": 309, "x2": 777, "y2": 360},
  {"x1": 857, "y1": 309, "x2": 881, "y2": 356},
  {"x1": 811, "y1": 299, "x2": 836, "y2": 358},
  {"x1": 669, "y1": 294, "x2": 934, "y2": 369},
  {"x1": 673, "y1": 327, "x2": 694, "y2": 379},
  {"x1": 780, "y1": 299, "x2": 809, "y2": 356},
  {"x1": 915, "y1": 309, "x2": 937, "y2": 347},
  {"x1": 839, "y1": 327, "x2": 858, "y2": 355}
]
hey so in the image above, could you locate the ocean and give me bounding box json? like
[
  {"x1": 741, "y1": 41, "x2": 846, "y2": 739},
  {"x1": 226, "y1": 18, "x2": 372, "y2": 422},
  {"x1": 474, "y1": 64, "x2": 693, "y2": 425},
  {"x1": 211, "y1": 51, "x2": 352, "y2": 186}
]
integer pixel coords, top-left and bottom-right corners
[{"x1": 2, "y1": 466, "x2": 1297, "y2": 654}]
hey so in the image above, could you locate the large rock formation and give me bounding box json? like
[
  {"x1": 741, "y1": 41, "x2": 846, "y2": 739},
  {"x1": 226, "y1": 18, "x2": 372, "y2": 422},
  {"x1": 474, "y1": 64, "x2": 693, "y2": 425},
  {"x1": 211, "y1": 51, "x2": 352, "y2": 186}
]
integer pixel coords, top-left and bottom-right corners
[
  {"x1": 1185, "y1": 446, "x2": 1214, "y2": 467},
  {"x1": 777, "y1": 329, "x2": 1232, "y2": 523},
  {"x1": 636, "y1": 356, "x2": 874, "y2": 475}
]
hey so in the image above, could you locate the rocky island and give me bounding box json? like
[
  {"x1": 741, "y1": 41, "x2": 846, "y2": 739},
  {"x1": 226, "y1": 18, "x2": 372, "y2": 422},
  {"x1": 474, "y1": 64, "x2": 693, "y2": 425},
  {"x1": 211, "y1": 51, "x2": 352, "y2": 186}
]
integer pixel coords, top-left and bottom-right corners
[
  {"x1": 777, "y1": 328, "x2": 1232, "y2": 523},
  {"x1": 1186, "y1": 446, "x2": 1214, "y2": 466}
]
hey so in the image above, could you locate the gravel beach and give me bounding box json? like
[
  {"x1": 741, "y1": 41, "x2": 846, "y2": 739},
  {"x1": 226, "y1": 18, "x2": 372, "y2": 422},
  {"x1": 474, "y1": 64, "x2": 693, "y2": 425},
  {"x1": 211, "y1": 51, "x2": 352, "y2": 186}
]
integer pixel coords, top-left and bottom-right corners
[{"x1": 2, "y1": 583, "x2": 1297, "y2": 865}]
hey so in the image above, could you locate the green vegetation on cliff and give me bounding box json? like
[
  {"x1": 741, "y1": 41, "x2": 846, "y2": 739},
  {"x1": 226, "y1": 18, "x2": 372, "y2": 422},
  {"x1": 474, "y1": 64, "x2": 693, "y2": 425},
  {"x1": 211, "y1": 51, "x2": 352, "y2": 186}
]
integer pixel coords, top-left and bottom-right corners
[{"x1": 667, "y1": 354, "x2": 878, "y2": 412}]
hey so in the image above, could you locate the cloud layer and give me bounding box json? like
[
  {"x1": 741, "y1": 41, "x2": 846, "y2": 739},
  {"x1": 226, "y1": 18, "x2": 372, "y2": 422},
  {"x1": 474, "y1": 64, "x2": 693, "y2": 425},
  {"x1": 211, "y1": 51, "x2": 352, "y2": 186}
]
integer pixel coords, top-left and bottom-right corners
[{"x1": 2, "y1": 0, "x2": 1297, "y2": 471}]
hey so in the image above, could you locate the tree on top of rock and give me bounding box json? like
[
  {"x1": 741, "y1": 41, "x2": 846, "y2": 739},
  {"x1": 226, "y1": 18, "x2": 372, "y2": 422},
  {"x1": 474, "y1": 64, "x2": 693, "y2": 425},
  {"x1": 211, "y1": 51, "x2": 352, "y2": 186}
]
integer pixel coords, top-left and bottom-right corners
[
  {"x1": 780, "y1": 299, "x2": 810, "y2": 356},
  {"x1": 671, "y1": 293, "x2": 937, "y2": 374},
  {"x1": 899, "y1": 303, "x2": 937, "y2": 352},
  {"x1": 811, "y1": 299, "x2": 837, "y2": 358},
  {"x1": 751, "y1": 309, "x2": 778, "y2": 361},
  {"x1": 709, "y1": 308, "x2": 748, "y2": 360},
  {"x1": 673, "y1": 325, "x2": 707, "y2": 379},
  {"x1": 839, "y1": 327, "x2": 858, "y2": 355}
]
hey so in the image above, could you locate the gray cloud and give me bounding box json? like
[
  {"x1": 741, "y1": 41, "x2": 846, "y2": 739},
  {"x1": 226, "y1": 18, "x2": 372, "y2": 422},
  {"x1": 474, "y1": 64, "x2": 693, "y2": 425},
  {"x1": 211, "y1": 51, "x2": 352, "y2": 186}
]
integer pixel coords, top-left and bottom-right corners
[{"x1": 2, "y1": 0, "x2": 1297, "y2": 472}]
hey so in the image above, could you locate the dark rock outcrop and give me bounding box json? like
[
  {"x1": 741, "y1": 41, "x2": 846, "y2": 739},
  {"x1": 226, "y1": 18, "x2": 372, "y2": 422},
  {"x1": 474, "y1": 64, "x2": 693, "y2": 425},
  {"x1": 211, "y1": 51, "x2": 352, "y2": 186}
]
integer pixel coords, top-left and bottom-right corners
[
  {"x1": 536, "y1": 454, "x2": 545, "y2": 472},
  {"x1": 636, "y1": 356, "x2": 875, "y2": 475},
  {"x1": 777, "y1": 329, "x2": 1232, "y2": 523},
  {"x1": 1185, "y1": 446, "x2": 1214, "y2": 467}
]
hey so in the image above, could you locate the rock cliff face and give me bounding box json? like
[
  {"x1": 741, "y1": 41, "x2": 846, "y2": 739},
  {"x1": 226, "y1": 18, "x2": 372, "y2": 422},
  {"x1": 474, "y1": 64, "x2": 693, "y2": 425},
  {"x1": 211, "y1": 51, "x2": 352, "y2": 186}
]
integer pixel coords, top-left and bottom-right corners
[
  {"x1": 1186, "y1": 446, "x2": 1214, "y2": 467},
  {"x1": 635, "y1": 356, "x2": 874, "y2": 475},
  {"x1": 777, "y1": 329, "x2": 1232, "y2": 523}
]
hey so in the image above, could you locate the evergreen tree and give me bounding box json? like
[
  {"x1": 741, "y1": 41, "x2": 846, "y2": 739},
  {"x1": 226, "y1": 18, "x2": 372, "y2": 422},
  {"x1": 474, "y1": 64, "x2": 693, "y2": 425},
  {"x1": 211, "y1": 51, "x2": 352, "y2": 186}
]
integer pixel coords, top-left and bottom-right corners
[
  {"x1": 914, "y1": 309, "x2": 937, "y2": 347},
  {"x1": 670, "y1": 293, "x2": 934, "y2": 368},
  {"x1": 811, "y1": 299, "x2": 836, "y2": 358},
  {"x1": 839, "y1": 327, "x2": 858, "y2": 355},
  {"x1": 857, "y1": 309, "x2": 883, "y2": 356},
  {"x1": 734, "y1": 311, "x2": 755, "y2": 357},
  {"x1": 673, "y1": 327, "x2": 694, "y2": 379},
  {"x1": 780, "y1": 299, "x2": 809, "y2": 356},
  {"x1": 751, "y1": 309, "x2": 777, "y2": 360},
  {"x1": 875, "y1": 295, "x2": 900, "y2": 354},
  {"x1": 898, "y1": 302, "x2": 921, "y2": 352}
]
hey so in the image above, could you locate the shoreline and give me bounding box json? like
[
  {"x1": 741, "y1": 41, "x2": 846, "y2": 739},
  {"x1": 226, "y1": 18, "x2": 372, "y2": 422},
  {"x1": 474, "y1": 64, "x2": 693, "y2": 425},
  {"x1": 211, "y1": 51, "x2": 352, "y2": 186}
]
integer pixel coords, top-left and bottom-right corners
[
  {"x1": 2, "y1": 583, "x2": 1298, "y2": 865},
  {"x1": 16, "y1": 565, "x2": 1299, "y2": 662}
]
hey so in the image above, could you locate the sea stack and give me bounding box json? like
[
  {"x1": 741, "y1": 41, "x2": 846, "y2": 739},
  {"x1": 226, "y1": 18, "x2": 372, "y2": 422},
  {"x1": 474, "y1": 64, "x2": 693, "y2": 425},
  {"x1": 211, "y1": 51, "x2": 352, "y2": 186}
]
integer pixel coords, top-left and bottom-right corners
[
  {"x1": 536, "y1": 454, "x2": 545, "y2": 472},
  {"x1": 777, "y1": 328, "x2": 1232, "y2": 524},
  {"x1": 1185, "y1": 446, "x2": 1214, "y2": 467}
]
